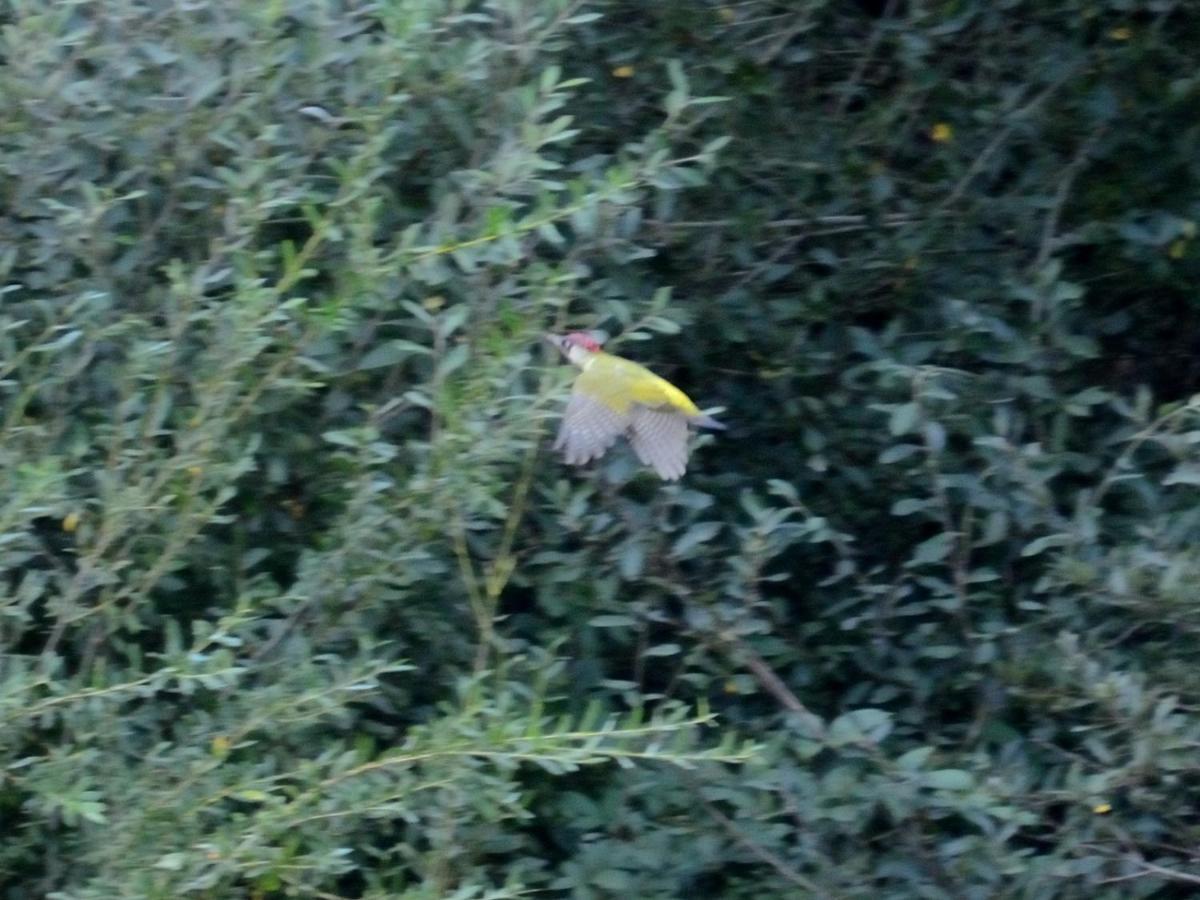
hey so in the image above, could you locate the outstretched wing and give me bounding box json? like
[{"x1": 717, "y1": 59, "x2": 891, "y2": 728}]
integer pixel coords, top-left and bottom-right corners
[
  {"x1": 554, "y1": 390, "x2": 629, "y2": 465},
  {"x1": 628, "y1": 406, "x2": 689, "y2": 481}
]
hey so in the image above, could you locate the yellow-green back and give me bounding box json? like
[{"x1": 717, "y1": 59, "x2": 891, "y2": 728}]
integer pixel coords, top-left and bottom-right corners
[{"x1": 576, "y1": 351, "x2": 702, "y2": 417}]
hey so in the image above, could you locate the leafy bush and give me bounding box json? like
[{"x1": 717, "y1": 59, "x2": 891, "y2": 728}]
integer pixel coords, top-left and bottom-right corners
[{"x1": 3, "y1": 0, "x2": 1200, "y2": 897}]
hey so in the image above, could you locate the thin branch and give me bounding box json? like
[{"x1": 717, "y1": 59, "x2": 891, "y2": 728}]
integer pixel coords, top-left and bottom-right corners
[
  {"x1": 834, "y1": 0, "x2": 901, "y2": 118},
  {"x1": 1031, "y1": 126, "x2": 1106, "y2": 270},
  {"x1": 649, "y1": 213, "x2": 915, "y2": 231},
  {"x1": 1100, "y1": 860, "x2": 1200, "y2": 887},
  {"x1": 933, "y1": 71, "x2": 1075, "y2": 216},
  {"x1": 717, "y1": 632, "x2": 825, "y2": 736},
  {"x1": 692, "y1": 782, "x2": 829, "y2": 896},
  {"x1": 756, "y1": 9, "x2": 817, "y2": 64},
  {"x1": 1088, "y1": 398, "x2": 1200, "y2": 512}
]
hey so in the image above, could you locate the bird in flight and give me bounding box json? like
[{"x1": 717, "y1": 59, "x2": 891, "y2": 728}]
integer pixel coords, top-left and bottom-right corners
[{"x1": 545, "y1": 332, "x2": 724, "y2": 481}]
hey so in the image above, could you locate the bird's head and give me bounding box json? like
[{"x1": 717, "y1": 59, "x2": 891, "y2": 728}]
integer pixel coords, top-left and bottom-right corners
[{"x1": 544, "y1": 331, "x2": 604, "y2": 367}]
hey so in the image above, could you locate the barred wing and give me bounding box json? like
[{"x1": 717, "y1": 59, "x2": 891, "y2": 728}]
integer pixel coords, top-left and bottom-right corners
[
  {"x1": 629, "y1": 406, "x2": 689, "y2": 481},
  {"x1": 554, "y1": 390, "x2": 629, "y2": 465}
]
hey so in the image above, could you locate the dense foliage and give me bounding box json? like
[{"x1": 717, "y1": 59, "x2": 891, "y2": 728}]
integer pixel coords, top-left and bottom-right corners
[{"x1": 3, "y1": 0, "x2": 1200, "y2": 896}]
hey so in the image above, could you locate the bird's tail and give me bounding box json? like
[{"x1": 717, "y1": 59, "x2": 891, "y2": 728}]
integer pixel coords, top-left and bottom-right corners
[{"x1": 691, "y1": 414, "x2": 726, "y2": 430}]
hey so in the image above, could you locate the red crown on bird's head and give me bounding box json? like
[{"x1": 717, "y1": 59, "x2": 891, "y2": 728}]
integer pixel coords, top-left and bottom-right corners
[{"x1": 564, "y1": 332, "x2": 602, "y2": 352}]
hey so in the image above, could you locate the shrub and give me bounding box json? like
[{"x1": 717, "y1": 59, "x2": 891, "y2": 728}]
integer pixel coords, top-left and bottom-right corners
[{"x1": 3, "y1": 0, "x2": 1200, "y2": 897}]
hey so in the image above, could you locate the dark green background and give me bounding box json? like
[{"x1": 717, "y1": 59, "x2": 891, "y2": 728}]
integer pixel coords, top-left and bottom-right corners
[{"x1": 3, "y1": 0, "x2": 1200, "y2": 896}]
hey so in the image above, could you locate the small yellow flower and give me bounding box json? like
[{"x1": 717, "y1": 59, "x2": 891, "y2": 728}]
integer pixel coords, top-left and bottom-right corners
[
  {"x1": 1109, "y1": 26, "x2": 1131, "y2": 40},
  {"x1": 211, "y1": 735, "x2": 231, "y2": 757},
  {"x1": 612, "y1": 65, "x2": 635, "y2": 79},
  {"x1": 62, "y1": 512, "x2": 80, "y2": 533},
  {"x1": 930, "y1": 122, "x2": 954, "y2": 144},
  {"x1": 1092, "y1": 802, "x2": 1112, "y2": 814},
  {"x1": 1169, "y1": 239, "x2": 1187, "y2": 259},
  {"x1": 718, "y1": 7, "x2": 735, "y2": 23},
  {"x1": 422, "y1": 295, "x2": 445, "y2": 311},
  {"x1": 187, "y1": 465, "x2": 203, "y2": 478}
]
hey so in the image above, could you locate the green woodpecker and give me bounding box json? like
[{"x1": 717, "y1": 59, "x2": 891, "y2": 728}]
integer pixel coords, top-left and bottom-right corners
[{"x1": 545, "y1": 332, "x2": 725, "y2": 481}]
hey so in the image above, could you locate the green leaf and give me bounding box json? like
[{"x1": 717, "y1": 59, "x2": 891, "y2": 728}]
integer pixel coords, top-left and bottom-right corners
[
  {"x1": 703, "y1": 135, "x2": 733, "y2": 156},
  {"x1": 618, "y1": 540, "x2": 645, "y2": 578},
  {"x1": 889, "y1": 403, "x2": 920, "y2": 436},
  {"x1": 827, "y1": 708, "x2": 893, "y2": 746},
  {"x1": 439, "y1": 304, "x2": 470, "y2": 337},
  {"x1": 671, "y1": 522, "x2": 722, "y2": 557},
  {"x1": 154, "y1": 853, "x2": 186, "y2": 871},
  {"x1": 1020, "y1": 533, "x2": 1071, "y2": 557},
  {"x1": 879, "y1": 444, "x2": 920, "y2": 464},
  {"x1": 925, "y1": 769, "x2": 974, "y2": 791},
  {"x1": 891, "y1": 497, "x2": 930, "y2": 516},
  {"x1": 897, "y1": 746, "x2": 934, "y2": 771},
  {"x1": 1164, "y1": 465, "x2": 1200, "y2": 486},
  {"x1": 436, "y1": 344, "x2": 470, "y2": 378},
  {"x1": 643, "y1": 643, "x2": 682, "y2": 657},
  {"x1": 918, "y1": 645, "x2": 961, "y2": 659},
  {"x1": 589, "y1": 615, "x2": 637, "y2": 628},
  {"x1": 909, "y1": 533, "x2": 952, "y2": 566},
  {"x1": 322, "y1": 430, "x2": 361, "y2": 448},
  {"x1": 32, "y1": 329, "x2": 83, "y2": 353},
  {"x1": 357, "y1": 341, "x2": 416, "y2": 370}
]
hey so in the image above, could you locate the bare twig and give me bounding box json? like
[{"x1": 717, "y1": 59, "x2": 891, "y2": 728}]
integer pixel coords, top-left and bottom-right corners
[
  {"x1": 835, "y1": 0, "x2": 901, "y2": 118},
  {"x1": 756, "y1": 9, "x2": 817, "y2": 65},
  {"x1": 1031, "y1": 126, "x2": 1106, "y2": 270},
  {"x1": 1099, "y1": 859, "x2": 1200, "y2": 887},
  {"x1": 716, "y1": 631, "x2": 825, "y2": 736},
  {"x1": 648, "y1": 213, "x2": 915, "y2": 231},
  {"x1": 933, "y1": 71, "x2": 1075, "y2": 216},
  {"x1": 689, "y1": 777, "x2": 830, "y2": 896}
]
